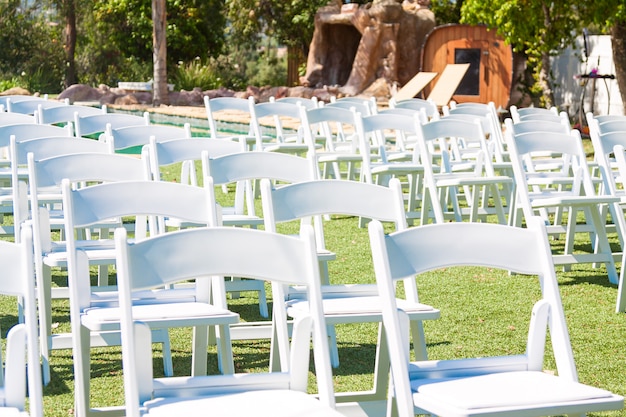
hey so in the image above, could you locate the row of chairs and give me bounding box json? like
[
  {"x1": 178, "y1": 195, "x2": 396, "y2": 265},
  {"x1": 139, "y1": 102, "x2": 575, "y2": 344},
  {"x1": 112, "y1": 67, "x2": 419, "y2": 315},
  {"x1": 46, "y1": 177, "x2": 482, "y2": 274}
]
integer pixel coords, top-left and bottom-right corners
[
  {"x1": 2, "y1": 167, "x2": 623, "y2": 417},
  {"x1": 2, "y1": 97, "x2": 622, "y2": 310},
  {"x1": 2, "y1": 97, "x2": 625, "y2": 305}
]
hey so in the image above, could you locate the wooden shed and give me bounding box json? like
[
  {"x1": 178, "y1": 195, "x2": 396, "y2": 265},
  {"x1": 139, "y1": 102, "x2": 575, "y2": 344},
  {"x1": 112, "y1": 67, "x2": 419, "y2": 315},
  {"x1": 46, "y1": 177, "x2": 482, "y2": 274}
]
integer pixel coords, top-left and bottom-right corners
[{"x1": 421, "y1": 24, "x2": 513, "y2": 109}]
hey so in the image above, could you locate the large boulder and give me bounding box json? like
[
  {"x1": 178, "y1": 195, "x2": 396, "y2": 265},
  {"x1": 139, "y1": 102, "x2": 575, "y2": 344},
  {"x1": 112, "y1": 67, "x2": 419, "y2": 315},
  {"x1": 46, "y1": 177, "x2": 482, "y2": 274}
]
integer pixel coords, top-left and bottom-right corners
[
  {"x1": 58, "y1": 84, "x2": 102, "y2": 103},
  {"x1": 0, "y1": 87, "x2": 32, "y2": 96}
]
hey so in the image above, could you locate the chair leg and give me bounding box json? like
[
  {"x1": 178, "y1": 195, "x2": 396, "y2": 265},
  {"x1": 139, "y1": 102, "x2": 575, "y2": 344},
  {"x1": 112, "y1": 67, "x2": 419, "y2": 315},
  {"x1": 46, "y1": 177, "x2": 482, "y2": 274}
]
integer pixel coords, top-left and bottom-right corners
[
  {"x1": 72, "y1": 324, "x2": 92, "y2": 417},
  {"x1": 38, "y1": 264, "x2": 52, "y2": 386}
]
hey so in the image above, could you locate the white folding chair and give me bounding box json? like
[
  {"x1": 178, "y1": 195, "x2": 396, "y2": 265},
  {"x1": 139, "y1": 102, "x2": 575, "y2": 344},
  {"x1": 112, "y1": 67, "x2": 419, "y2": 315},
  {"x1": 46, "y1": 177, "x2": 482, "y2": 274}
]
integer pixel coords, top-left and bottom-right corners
[
  {"x1": 0, "y1": 225, "x2": 43, "y2": 417},
  {"x1": 203, "y1": 151, "x2": 317, "y2": 319},
  {"x1": 204, "y1": 95, "x2": 256, "y2": 143},
  {"x1": 608, "y1": 143, "x2": 626, "y2": 311},
  {"x1": 415, "y1": 117, "x2": 513, "y2": 225},
  {"x1": 261, "y1": 177, "x2": 439, "y2": 411},
  {"x1": 249, "y1": 100, "x2": 315, "y2": 155},
  {"x1": 368, "y1": 216, "x2": 624, "y2": 417},
  {"x1": 301, "y1": 105, "x2": 362, "y2": 181},
  {"x1": 62, "y1": 179, "x2": 236, "y2": 417},
  {"x1": 115, "y1": 225, "x2": 341, "y2": 417},
  {"x1": 505, "y1": 124, "x2": 621, "y2": 285},
  {"x1": 9, "y1": 135, "x2": 112, "y2": 241},
  {"x1": 27, "y1": 152, "x2": 149, "y2": 384},
  {"x1": 355, "y1": 112, "x2": 427, "y2": 225},
  {"x1": 586, "y1": 120, "x2": 626, "y2": 251}
]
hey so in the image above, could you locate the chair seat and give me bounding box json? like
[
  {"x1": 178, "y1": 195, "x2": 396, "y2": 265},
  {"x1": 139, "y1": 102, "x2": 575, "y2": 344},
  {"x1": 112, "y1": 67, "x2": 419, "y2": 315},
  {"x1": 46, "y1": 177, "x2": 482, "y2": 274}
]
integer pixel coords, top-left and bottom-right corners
[
  {"x1": 142, "y1": 390, "x2": 344, "y2": 417},
  {"x1": 82, "y1": 302, "x2": 240, "y2": 331},
  {"x1": 287, "y1": 294, "x2": 439, "y2": 323},
  {"x1": 412, "y1": 371, "x2": 622, "y2": 417},
  {"x1": 371, "y1": 163, "x2": 424, "y2": 175},
  {"x1": 0, "y1": 407, "x2": 30, "y2": 417},
  {"x1": 529, "y1": 195, "x2": 620, "y2": 208},
  {"x1": 89, "y1": 287, "x2": 198, "y2": 308},
  {"x1": 434, "y1": 174, "x2": 513, "y2": 187}
]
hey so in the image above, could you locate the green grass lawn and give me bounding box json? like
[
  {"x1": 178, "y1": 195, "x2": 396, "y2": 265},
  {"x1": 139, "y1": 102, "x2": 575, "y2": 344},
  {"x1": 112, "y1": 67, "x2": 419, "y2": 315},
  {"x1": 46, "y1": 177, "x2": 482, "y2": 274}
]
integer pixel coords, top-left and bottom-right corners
[{"x1": 3, "y1": 160, "x2": 626, "y2": 417}]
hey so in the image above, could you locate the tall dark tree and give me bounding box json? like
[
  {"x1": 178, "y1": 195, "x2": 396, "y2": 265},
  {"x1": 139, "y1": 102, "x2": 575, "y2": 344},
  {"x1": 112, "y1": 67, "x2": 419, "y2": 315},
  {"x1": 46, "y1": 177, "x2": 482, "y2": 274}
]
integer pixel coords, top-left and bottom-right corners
[
  {"x1": 55, "y1": 0, "x2": 78, "y2": 87},
  {"x1": 152, "y1": 0, "x2": 168, "y2": 105}
]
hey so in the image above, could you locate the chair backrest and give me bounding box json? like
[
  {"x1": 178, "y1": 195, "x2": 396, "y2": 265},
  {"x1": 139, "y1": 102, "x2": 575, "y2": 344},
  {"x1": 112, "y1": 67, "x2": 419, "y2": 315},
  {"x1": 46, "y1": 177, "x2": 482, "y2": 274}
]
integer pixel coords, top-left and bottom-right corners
[
  {"x1": 0, "y1": 124, "x2": 73, "y2": 151},
  {"x1": 74, "y1": 111, "x2": 150, "y2": 138},
  {"x1": 262, "y1": 177, "x2": 407, "y2": 233},
  {"x1": 204, "y1": 96, "x2": 255, "y2": 140},
  {"x1": 204, "y1": 151, "x2": 317, "y2": 218},
  {"x1": 146, "y1": 136, "x2": 244, "y2": 183},
  {"x1": 62, "y1": 179, "x2": 219, "y2": 309},
  {"x1": 389, "y1": 97, "x2": 439, "y2": 119},
  {"x1": 325, "y1": 98, "x2": 375, "y2": 116},
  {"x1": 0, "y1": 113, "x2": 36, "y2": 126},
  {"x1": 12, "y1": 136, "x2": 111, "y2": 167},
  {"x1": 9, "y1": 98, "x2": 67, "y2": 115},
  {"x1": 28, "y1": 152, "x2": 147, "y2": 190},
  {"x1": 204, "y1": 149, "x2": 317, "y2": 185},
  {"x1": 36, "y1": 104, "x2": 104, "y2": 125},
  {"x1": 368, "y1": 216, "x2": 578, "y2": 417},
  {"x1": 272, "y1": 96, "x2": 319, "y2": 110},
  {"x1": 0, "y1": 95, "x2": 42, "y2": 109},
  {"x1": 3, "y1": 96, "x2": 48, "y2": 113},
  {"x1": 105, "y1": 123, "x2": 191, "y2": 152},
  {"x1": 115, "y1": 225, "x2": 335, "y2": 417},
  {"x1": 510, "y1": 105, "x2": 559, "y2": 123},
  {"x1": 505, "y1": 117, "x2": 570, "y2": 135},
  {"x1": 0, "y1": 225, "x2": 43, "y2": 417}
]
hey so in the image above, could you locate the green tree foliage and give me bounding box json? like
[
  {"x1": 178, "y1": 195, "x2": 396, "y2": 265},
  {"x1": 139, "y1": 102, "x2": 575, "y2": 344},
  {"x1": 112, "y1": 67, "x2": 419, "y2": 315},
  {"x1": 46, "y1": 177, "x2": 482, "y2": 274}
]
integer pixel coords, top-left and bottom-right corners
[
  {"x1": 461, "y1": 0, "x2": 582, "y2": 107},
  {"x1": 224, "y1": 0, "x2": 329, "y2": 55},
  {"x1": 77, "y1": 0, "x2": 225, "y2": 86},
  {"x1": 0, "y1": 0, "x2": 65, "y2": 93},
  {"x1": 430, "y1": 0, "x2": 462, "y2": 26},
  {"x1": 91, "y1": 0, "x2": 225, "y2": 63}
]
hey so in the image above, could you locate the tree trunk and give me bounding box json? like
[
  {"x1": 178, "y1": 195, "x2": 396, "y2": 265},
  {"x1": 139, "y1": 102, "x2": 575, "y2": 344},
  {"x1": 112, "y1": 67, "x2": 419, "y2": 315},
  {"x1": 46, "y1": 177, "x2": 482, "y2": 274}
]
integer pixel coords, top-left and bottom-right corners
[
  {"x1": 152, "y1": 0, "x2": 169, "y2": 106},
  {"x1": 62, "y1": 0, "x2": 77, "y2": 88},
  {"x1": 611, "y1": 21, "x2": 626, "y2": 115}
]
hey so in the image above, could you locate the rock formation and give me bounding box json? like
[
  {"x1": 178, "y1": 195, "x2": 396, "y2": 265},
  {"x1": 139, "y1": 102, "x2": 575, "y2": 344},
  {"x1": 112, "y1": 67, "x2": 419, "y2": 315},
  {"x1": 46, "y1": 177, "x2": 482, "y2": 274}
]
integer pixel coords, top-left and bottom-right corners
[{"x1": 301, "y1": 0, "x2": 435, "y2": 96}]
